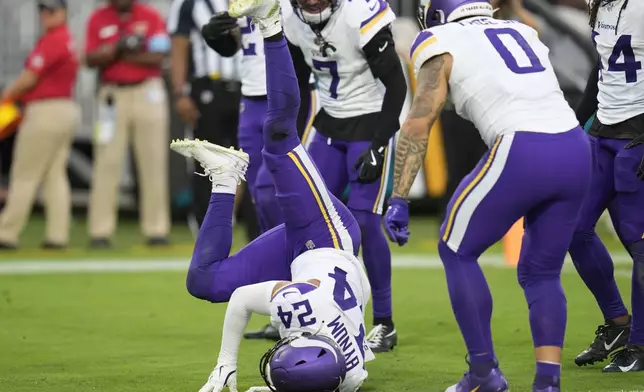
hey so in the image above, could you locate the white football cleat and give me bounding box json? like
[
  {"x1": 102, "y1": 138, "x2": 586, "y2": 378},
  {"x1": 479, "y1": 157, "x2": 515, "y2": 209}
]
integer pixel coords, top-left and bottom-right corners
[
  {"x1": 170, "y1": 138, "x2": 249, "y2": 185},
  {"x1": 229, "y1": 0, "x2": 281, "y2": 37}
]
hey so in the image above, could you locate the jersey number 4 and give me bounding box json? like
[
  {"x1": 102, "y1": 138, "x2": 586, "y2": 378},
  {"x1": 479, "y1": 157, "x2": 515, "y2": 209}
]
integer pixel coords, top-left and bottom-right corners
[
  {"x1": 593, "y1": 32, "x2": 641, "y2": 83},
  {"x1": 484, "y1": 28, "x2": 545, "y2": 75},
  {"x1": 277, "y1": 267, "x2": 358, "y2": 329}
]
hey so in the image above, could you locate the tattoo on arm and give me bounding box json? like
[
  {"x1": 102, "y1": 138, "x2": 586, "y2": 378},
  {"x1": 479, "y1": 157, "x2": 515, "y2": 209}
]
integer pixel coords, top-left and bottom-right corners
[{"x1": 392, "y1": 54, "x2": 449, "y2": 199}]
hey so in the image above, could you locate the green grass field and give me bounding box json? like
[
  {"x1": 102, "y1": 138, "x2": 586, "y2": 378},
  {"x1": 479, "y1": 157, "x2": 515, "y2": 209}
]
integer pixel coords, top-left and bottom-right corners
[{"x1": 0, "y1": 217, "x2": 640, "y2": 392}]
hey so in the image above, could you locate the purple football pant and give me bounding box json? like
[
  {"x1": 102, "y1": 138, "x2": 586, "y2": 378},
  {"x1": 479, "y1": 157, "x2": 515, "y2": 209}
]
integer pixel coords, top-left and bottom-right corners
[
  {"x1": 438, "y1": 128, "x2": 591, "y2": 362},
  {"x1": 185, "y1": 33, "x2": 360, "y2": 303},
  {"x1": 237, "y1": 97, "x2": 284, "y2": 232},
  {"x1": 307, "y1": 132, "x2": 394, "y2": 320},
  {"x1": 569, "y1": 135, "x2": 644, "y2": 345}
]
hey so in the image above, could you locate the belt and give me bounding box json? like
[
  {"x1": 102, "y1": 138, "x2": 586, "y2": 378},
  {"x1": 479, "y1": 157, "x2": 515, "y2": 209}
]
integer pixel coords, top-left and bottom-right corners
[{"x1": 106, "y1": 80, "x2": 147, "y2": 88}]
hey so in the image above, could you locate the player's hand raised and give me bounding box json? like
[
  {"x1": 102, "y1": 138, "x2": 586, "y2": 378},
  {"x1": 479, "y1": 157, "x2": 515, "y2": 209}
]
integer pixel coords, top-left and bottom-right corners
[
  {"x1": 202, "y1": 12, "x2": 239, "y2": 41},
  {"x1": 354, "y1": 145, "x2": 385, "y2": 184},
  {"x1": 383, "y1": 197, "x2": 411, "y2": 246},
  {"x1": 198, "y1": 363, "x2": 238, "y2": 392}
]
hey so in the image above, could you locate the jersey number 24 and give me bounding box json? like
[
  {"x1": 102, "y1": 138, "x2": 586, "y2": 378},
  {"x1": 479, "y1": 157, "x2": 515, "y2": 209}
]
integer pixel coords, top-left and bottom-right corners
[{"x1": 276, "y1": 267, "x2": 358, "y2": 328}]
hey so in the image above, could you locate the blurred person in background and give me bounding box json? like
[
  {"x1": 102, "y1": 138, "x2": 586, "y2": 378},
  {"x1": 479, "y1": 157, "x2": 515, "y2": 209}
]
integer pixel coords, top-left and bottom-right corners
[
  {"x1": 0, "y1": 0, "x2": 79, "y2": 250},
  {"x1": 167, "y1": 0, "x2": 243, "y2": 233},
  {"x1": 84, "y1": 0, "x2": 171, "y2": 248}
]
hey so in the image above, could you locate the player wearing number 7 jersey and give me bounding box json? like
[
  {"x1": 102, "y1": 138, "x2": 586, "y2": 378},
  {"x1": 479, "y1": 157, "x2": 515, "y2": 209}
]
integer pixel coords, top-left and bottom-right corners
[
  {"x1": 170, "y1": 1, "x2": 373, "y2": 391},
  {"x1": 384, "y1": 1, "x2": 591, "y2": 391},
  {"x1": 568, "y1": 0, "x2": 644, "y2": 373}
]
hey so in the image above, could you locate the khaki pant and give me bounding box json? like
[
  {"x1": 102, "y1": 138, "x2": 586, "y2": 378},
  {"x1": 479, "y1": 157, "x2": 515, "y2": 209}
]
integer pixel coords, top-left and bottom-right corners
[
  {"x1": 0, "y1": 99, "x2": 79, "y2": 245},
  {"x1": 89, "y1": 78, "x2": 170, "y2": 239}
]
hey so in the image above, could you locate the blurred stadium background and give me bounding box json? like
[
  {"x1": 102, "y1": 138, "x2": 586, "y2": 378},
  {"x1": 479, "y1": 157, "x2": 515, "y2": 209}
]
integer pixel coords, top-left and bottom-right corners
[{"x1": 0, "y1": 1, "x2": 640, "y2": 391}]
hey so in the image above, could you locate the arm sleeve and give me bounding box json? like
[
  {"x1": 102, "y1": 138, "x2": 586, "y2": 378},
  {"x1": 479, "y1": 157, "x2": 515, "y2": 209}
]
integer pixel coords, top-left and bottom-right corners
[
  {"x1": 363, "y1": 27, "x2": 407, "y2": 148},
  {"x1": 167, "y1": 0, "x2": 193, "y2": 36},
  {"x1": 216, "y1": 281, "x2": 279, "y2": 365},
  {"x1": 409, "y1": 29, "x2": 449, "y2": 77},
  {"x1": 289, "y1": 40, "x2": 313, "y2": 135},
  {"x1": 358, "y1": 0, "x2": 397, "y2": 49},
  {"x1": 26, "y1": 39, "x2": 67, "y2": 76},
  {"x1": 85, "y1": 13, "x2": 101, "y2": 54},
  {"x1": 574, "y1": 61, "x2": 600, "y2": 125}
]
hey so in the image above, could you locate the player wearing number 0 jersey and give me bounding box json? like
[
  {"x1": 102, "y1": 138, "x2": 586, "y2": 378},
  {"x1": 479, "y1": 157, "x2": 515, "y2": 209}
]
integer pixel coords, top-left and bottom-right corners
[
  {"x1": 569, "y1": 0, "x2": 644, "y2": 373},
  {"x1": 282, "y1": 0, "x2": 408, "y2": 353},
  {"x1": 383, "y1": 1, "x2": 591, "y2": 391},
  {"x1": 172, "y1": 0, "x2": 373, "y2": 390}
]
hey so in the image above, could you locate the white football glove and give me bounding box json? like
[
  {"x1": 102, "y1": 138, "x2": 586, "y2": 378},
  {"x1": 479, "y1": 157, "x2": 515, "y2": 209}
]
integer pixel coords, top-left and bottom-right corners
[{"x1": 198, "y1": 363, "x2": 238, "y2": 392}]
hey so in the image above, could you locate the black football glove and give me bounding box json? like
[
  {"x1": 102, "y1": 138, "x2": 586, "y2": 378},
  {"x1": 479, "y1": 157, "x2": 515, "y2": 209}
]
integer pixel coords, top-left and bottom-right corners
[
  {"x1": 202, "y1": 12, "x2": 238, "y2": 43},
  {"x1": 625, "y1": 133, "x2": 644, "y2": 180},
  {"x1": 354, "y1": 145, "x2": 385, "y2": 184},
  {"x1": 116, "y1": 34, "x2": 145, "y2": 54}
]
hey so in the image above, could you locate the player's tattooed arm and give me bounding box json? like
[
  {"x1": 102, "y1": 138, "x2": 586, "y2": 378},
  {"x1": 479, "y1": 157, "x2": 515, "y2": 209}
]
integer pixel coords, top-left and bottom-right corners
[{"x1": 392, "y1": 54, "x2": 451, "y2": 199}]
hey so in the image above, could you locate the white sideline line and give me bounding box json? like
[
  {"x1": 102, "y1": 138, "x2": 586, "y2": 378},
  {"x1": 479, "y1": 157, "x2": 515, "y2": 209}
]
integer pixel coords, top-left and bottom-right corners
[{"x1": 0, "y1": 254, "x2": 633, "y2": 276}]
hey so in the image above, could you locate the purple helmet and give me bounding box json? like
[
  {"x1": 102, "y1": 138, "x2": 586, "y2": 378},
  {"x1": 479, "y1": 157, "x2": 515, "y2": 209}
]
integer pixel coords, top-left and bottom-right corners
[
  {"x1": 417, "y1": 0, "x2": 494, "y2": 30},
  {"x1": 260, "y1": 334, "x2": 347, "y2": 392},
  {"x1": 290, "y1": 0, "x2": 340, "y2": 26}
]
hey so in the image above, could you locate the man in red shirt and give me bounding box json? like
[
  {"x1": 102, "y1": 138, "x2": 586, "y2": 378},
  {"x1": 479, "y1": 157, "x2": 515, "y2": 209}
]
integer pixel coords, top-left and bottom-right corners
[
  {"x1": 0, "y1": 0, "x2": 80, "y2": 250},
  {"x1": 85, "y1": 0, "x2": 171, "y2": 248}
]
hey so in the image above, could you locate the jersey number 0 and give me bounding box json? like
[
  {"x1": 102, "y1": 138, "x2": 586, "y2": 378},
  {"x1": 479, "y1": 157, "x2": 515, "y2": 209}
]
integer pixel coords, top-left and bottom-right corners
[{"x1": 484, "y1": 28, "x2": 546, "y2": 75}]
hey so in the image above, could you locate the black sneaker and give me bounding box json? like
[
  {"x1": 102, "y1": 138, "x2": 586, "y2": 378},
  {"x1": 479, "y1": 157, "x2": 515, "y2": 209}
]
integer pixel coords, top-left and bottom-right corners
[
  {"x1": 603, "y1": 344, "x2": 644, "y2": 372},
  {"x1": 366, "y1": 324, "x2": 397, "y2": 353},
  {"x1": 90, "y1": 238, "x2": 112, "y2": 249},
  {"x1": 243, "y1": 324, "x2": 280, "y2": 341},
  {"x1": 575, "y1": 320, "x2": 630, "y2": 366},
  {"x1": 0, "y1": 241, "x2": 17, "y2": 250},
  {"x1": 41, "y1": 242, "x2": 66, "y2": 250},
  {"x1": 147, "y1": 237, "x2": 170, "y2": 247}
]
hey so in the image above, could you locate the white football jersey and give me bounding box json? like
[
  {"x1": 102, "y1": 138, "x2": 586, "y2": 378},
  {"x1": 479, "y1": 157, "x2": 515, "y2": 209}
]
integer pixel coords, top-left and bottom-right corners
[
  {"x1": 411, "y1": 17, "x2": 578, "y2": 147},
  {"x1": 593, "y1": 0, "x2": 644, "y2": 125},
  {"x1": 238, "y1": 17, "x2": 267, "y2": 97},
  {"x1": 269, "y1": 248, "x2": 374, "y2": 392},
  {"x1": 282, "y1": 0, "x2": 396, "y2": 118}
]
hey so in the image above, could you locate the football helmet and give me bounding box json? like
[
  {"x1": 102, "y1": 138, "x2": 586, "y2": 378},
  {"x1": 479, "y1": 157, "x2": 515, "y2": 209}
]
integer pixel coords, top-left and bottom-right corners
[
  {"x1": 260, "y1": 334, "x2": 347, "y2": 392},
  {"x1": 289, "y1": 0, "x2": 339, "y2": 26},
  {"x1": 417, "y1": 0, "x2": 494, "y2": 29}
]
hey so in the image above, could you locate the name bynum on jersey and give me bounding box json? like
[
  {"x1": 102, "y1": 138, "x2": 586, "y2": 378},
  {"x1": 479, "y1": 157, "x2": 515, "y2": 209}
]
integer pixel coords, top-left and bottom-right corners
[
  {"x1": 268, "y1": 249, "x2": 374, "y2": 392},
  {"x1": 282, "y1": 0, "x2": 396, "y2": 118}
]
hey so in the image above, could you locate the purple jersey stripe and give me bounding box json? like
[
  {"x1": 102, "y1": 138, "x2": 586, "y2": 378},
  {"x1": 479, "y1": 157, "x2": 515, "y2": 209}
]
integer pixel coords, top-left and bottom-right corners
[
  {"x1": 359, "y1": 0, "x2": 389, "y2": 28},
  {"x1": 273, "y1": 282, "x2": 318, "y2": 300},
  {"x1": 409, "y1": 30, "x2": 435, "y2": 60}
]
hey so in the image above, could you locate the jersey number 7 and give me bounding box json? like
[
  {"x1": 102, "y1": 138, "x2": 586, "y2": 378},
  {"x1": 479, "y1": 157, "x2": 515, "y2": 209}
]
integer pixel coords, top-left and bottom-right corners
[{"x1": 312, "y1": 59, "x2": 340, "y2": 99}]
